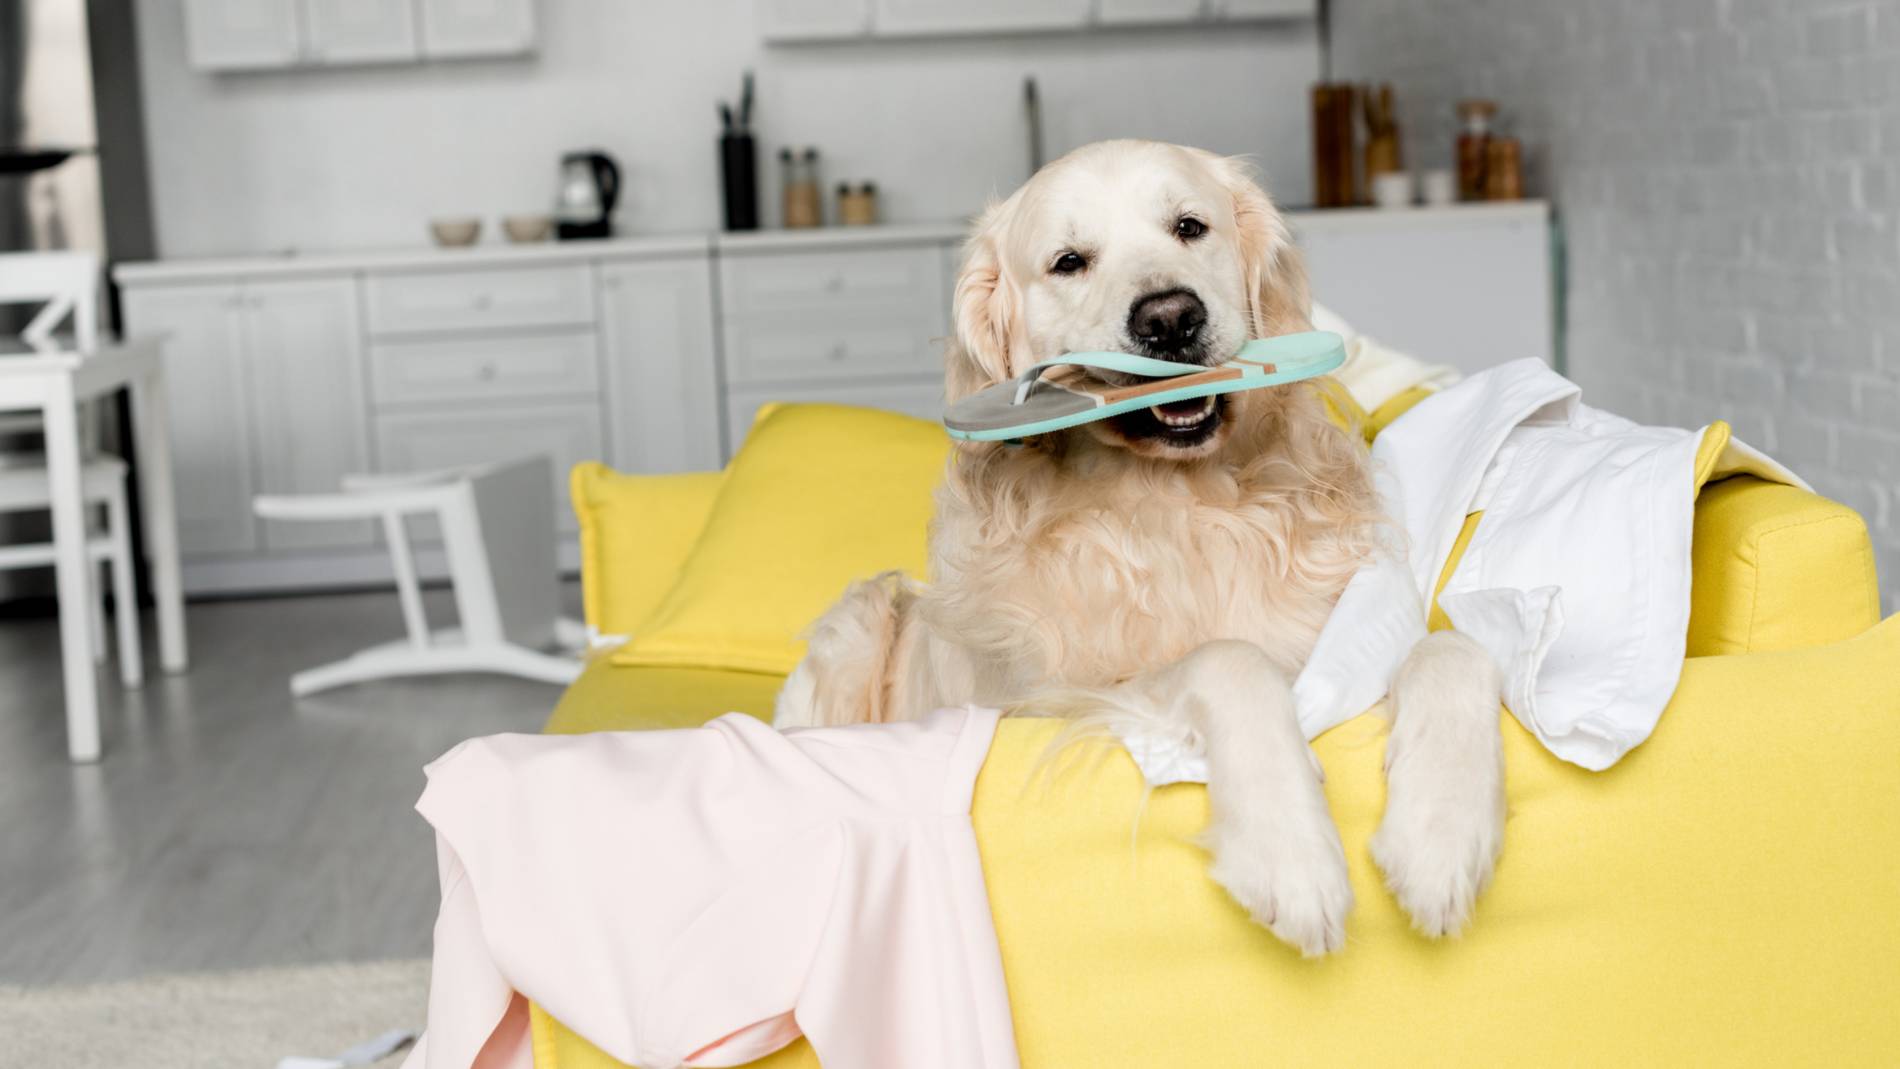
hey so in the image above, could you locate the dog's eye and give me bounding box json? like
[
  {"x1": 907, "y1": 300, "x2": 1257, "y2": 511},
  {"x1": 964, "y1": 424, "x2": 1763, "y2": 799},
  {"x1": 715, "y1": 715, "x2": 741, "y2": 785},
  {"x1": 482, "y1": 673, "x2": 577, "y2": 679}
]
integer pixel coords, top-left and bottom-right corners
[
  {"x1": 1174, "y1": 216, "x2": 1207, "y2": 241},
  {"x1": 1050, "y1": 251, "x2": 1088, "y2": 275}
]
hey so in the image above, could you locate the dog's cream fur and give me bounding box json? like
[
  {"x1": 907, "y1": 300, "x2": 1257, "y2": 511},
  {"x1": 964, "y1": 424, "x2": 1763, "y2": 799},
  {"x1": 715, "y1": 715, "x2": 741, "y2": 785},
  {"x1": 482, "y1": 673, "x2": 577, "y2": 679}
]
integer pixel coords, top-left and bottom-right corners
[{"x1": 775, "y1": 140, "x2": 1505, "y2": 955}]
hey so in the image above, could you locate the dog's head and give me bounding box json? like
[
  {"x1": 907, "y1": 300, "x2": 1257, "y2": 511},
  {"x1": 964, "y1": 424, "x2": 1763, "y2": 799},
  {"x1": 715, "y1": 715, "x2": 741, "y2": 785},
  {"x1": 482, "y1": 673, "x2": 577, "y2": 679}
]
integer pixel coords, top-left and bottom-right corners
[{"x1": 949, "y1": 140, "x2": 1311, "y2": 460}]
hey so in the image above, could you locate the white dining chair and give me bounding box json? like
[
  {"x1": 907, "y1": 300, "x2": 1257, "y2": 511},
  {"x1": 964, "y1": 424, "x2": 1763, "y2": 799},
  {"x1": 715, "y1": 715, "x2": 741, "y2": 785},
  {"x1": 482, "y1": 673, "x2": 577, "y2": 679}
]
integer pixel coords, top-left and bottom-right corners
[
  {"x1": 0, "y1": 251, "x2": 99, "y2": 353},
  {"x1": 254, "y1": 456, "x2": 583, "y2": 696},
  {"x1": 0, "y1": 250, "x2": 143, "y2": 686}
]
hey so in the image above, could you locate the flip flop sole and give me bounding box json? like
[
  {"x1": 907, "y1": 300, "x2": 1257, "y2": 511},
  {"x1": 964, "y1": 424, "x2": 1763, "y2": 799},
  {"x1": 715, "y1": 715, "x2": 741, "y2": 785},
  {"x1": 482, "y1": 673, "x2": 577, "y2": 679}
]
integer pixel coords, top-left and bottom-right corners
[{"x1": 944, "y1": 331, "x2": 1346, "y2": 442}]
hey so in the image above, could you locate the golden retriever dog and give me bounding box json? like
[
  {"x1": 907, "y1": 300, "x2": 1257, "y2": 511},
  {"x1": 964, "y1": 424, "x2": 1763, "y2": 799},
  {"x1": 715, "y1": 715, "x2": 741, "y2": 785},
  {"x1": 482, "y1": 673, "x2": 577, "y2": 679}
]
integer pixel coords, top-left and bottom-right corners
[{"x1": 774, "y1": 140, "x2": 1504, "y2": 955}]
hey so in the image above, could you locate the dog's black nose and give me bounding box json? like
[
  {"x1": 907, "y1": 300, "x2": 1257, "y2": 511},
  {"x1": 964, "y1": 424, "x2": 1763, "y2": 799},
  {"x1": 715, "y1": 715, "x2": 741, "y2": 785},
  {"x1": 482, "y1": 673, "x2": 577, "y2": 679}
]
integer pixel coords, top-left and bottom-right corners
[{"x1": 1127, "y1": 289, "x2": 1208, "y2": 360}]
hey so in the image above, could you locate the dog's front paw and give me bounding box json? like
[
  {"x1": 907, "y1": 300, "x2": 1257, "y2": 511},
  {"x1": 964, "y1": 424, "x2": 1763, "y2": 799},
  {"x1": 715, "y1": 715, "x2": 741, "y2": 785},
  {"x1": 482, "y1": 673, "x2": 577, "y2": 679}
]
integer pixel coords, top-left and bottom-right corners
[
  {"x1": 1373, "y1": 629, "x2": 1506, "y2": 939},
  {"x1": 1207, "y1": 818, "x2": 1353, "y2": 957},
  {"x1": 1369, "y1": 750, "x2": 1503, "y2": 938}
]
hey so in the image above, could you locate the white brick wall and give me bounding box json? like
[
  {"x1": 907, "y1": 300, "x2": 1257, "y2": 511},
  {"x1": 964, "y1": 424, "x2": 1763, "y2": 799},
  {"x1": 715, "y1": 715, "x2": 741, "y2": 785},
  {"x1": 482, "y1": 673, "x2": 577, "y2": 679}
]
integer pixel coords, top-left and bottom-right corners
[{"x1": 1332, "y1": 0, "x2": 1900, "y2": 612}]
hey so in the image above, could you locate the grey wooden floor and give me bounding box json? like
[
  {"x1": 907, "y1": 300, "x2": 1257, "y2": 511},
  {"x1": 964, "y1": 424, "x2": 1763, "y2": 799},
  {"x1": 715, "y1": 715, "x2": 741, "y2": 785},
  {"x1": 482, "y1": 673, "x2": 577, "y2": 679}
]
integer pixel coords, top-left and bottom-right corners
[{"x1": 0, "y1": 585, "x2": 579, "y2": 985}]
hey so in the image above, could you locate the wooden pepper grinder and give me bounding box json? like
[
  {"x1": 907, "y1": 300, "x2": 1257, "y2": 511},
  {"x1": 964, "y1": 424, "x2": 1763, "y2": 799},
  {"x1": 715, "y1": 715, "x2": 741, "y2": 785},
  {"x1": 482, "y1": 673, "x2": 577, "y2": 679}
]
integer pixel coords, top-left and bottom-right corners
[{"x1": 1362, "y1": 83, "x2": 1402, "y2": 185}]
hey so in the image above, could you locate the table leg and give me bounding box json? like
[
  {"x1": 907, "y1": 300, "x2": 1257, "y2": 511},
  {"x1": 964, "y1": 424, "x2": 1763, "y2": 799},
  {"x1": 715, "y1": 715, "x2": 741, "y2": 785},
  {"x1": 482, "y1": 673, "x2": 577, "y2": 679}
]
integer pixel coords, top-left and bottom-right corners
[
  {"x1": 43, "y1": 382, "x2": 101, "y2": 763},
  {"x1": 131, "y1": 368, "x2": 188, "y2": 673}
]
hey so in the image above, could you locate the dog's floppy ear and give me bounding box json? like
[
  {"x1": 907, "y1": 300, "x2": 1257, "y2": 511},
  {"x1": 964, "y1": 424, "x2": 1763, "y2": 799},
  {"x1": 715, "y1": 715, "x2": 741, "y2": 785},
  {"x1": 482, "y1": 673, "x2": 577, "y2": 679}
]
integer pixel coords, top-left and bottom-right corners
[
  {"x1": 1221, "y1": 157, "x2": 1312, "y2": 338},
  {"x1": 948, "y1": 199, "x2": 1024, "y2": 402}
]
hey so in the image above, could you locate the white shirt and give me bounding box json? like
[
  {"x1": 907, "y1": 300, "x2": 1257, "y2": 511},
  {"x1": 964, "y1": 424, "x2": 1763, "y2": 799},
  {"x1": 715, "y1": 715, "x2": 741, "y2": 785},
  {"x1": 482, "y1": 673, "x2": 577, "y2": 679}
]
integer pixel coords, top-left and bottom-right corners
[{"x1": 1128, "y1": 357, "x2": 1802, "y2": 783}]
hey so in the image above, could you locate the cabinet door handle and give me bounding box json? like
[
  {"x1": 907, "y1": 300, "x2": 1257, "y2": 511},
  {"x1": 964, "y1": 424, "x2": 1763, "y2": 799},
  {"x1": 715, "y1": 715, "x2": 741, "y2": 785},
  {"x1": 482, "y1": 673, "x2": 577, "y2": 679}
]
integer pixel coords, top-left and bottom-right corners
[
  {"x1": 827, "y1": 343, "x2": 849, "y2": 362},
  {"x1": 472, "y1": 294, "x2": 495, "y2": 311},
  {"x1": 824, "y1": 274, "x2": 845, "y2": 293},
  {"x1": 478, "y1": 362, "x2": 498, "y2": 382}
]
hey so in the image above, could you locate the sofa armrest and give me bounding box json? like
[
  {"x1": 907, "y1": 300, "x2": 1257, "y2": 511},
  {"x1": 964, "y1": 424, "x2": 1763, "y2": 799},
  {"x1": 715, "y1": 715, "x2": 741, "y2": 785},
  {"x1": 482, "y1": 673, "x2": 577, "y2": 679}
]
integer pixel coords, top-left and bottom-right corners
[
  {"x1": 570, "y1": 463, "x2": 725, "y2": 638},
  {"x1": 1687, "y1": 475, "x2": 1880, "y2": 656}
]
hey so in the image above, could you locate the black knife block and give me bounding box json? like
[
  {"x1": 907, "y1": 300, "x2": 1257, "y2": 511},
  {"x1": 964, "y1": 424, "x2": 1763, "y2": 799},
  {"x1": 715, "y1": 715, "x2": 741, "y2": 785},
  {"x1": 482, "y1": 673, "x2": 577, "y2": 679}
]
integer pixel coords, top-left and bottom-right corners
[{"x1": 720, "y1": 134, "x2": 759, "y2": 232}]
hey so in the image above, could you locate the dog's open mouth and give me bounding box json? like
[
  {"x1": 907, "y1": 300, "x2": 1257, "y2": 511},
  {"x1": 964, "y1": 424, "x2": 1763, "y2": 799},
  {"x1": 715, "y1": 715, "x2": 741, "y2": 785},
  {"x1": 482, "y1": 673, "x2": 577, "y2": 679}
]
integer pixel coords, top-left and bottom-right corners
[{"x1": 1107, "y1": 394, "x2": 1225, "y2": 447}]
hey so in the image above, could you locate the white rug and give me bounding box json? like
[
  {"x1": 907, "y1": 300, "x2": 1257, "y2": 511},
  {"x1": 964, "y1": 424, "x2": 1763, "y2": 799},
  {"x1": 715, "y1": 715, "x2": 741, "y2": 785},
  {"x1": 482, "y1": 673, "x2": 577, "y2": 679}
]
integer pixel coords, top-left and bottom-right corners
[{"x1": 0, "y1": 959, "x2": 429, "y2": 1069}]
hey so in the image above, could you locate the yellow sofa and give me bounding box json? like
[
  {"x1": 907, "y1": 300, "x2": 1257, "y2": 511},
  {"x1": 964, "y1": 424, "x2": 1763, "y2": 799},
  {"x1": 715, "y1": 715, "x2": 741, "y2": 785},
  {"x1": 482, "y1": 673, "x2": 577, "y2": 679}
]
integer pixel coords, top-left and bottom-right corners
[{"x1": 532, "y1": 414, "x2": 1894, "y2": 1067}]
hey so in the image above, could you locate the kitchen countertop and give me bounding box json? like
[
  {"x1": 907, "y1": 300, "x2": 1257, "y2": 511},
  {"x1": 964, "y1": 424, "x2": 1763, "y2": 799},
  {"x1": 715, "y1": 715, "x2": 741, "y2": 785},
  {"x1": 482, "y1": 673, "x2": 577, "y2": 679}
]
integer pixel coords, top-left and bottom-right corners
[
  {"x1": 1288, "y1": 199, "x2": 1549, "y2": 234},
  {"x1": 113, "y1": 221, "x2": 973, "y2": 285},
  {"x1": 112, "y1": 203, "x2": 1545, "y2": 285}
]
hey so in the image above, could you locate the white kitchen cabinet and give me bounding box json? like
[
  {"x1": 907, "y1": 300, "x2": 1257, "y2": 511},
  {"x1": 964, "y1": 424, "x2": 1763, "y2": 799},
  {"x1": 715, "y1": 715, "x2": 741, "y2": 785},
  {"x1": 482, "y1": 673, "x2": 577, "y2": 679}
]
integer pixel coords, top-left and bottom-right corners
[
  {"x1": 115, "y1": 230, "x2": 972, "y2": 594},
  {"x1": 418, "y1": 0, "x2": 537, "y2": 58},
  {"x1": 119, "y1": 285, "x2": 259, "y2": 556},
  {"x1": 1096, "y1": 0, "x2": 1206, "y2": 24},
  {"x1": 364, "y1": 263, "x2": 592, "y2": 336},
  {"x1": 370, "y1": 331, "x2": 600, "y2": 407},
  {"x1": 303, "y1": 0, "x2": 420, "y2": 65},
  {"x1": 1294, "y1": 202, "x2": 1553, "y2": 375},
  {"x1": 763, "y1": 0, "x2": 1304, "y2": 41},
  {"x1": 185, "y1": 0, "x2": 533, "y2": 71},
  {"x1": 184, "y1": 0, "x2": 302, "y2": 71},
  {"x1": 598, "y1": 258, "x2": 723, "y2": 474},
  {"x1": 725, "y1": 378, "x2": 944, "y2": 458},
  {"x1": 722, "y1": 317, "x2": 944, "y2": 387},
  {"x1": 120, "y1": 277, "x2": 370, "y2": 555},
  {"x1": 714, "y1": 236, "x2": 954, "y2": 461},
  {"x1": 871, "y1": 0, "x2": 1090, "y2": 35},
  {"x1": 758, "y1": 0, "x2": 872, "y2": 41},
  {"x1": 719, "y1": 245, "x2": 947, "y2": 387},
  {"x1": 719, "y1": 246, "x2": 945, "y2": 319},
  {"x1": 1208, "y1": 0, "x2": 1314, "y2": 17},
  {"x1": 245, "y1": 278, "x2": 373, "y2": 551}
]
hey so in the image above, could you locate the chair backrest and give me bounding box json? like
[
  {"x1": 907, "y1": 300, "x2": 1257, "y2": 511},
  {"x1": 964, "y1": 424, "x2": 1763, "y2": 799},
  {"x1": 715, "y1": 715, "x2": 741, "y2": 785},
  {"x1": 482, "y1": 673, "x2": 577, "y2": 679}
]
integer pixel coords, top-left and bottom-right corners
[
  {"x1": 0, "y1": 250, "x2": 100, "y2": 352},
  {"x1": 459, "y1": 456, "x2": 564, "y2": 650}
]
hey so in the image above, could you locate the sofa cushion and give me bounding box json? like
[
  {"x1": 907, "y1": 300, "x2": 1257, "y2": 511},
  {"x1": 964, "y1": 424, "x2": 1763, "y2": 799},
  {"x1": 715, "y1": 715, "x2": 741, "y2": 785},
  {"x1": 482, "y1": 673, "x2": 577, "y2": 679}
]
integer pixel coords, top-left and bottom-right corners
[
  {"x1": 570, "y1": 464, "x2": 726, "y2": 640},
  {"x1": 1688, "y1": 476, "x2": 1880, "y2": 655},
  {"x1": 611, "y1": 403, "x2": 950, "y2": 675}
]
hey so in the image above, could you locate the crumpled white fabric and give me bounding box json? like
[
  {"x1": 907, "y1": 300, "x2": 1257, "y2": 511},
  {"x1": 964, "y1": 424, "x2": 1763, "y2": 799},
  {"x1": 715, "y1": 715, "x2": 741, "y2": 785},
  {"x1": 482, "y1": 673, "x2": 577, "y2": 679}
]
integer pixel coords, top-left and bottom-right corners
[
  {"x1": 1312, "y1": 303, "x2": 1461, "y2": 416},
  {"x1": 1124, "y1": 356, "x2": 1803, "y2": 784}
]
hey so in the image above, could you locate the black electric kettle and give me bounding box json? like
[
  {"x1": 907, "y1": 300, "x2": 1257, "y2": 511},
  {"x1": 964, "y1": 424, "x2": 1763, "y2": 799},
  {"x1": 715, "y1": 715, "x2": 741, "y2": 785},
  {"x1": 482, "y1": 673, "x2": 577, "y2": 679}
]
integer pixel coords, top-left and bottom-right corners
[{"x1": 556, "y1": 150, "x2": 621, "y2": 240}]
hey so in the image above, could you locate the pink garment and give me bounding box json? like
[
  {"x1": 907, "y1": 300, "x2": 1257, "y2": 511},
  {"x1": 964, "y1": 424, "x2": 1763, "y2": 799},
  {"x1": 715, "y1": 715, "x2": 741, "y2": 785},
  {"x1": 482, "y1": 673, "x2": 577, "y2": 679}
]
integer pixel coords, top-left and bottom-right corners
[{"x1": 403, "y1": 706, "x2": 1017, "y2": 1069}]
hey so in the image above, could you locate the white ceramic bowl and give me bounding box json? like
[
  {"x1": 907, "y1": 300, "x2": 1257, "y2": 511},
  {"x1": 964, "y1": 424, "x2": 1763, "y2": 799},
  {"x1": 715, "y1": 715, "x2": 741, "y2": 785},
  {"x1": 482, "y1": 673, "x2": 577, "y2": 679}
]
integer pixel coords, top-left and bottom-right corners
[
  {"x1": 1371, "y1": 171, "x2": 1417, "y2": 210},
  {"x1": 429, "y1": 217, "x2": 482, "y2": 247},
  {"x1": 502, "y1": 214, "x2": 554, "y2": 243}
]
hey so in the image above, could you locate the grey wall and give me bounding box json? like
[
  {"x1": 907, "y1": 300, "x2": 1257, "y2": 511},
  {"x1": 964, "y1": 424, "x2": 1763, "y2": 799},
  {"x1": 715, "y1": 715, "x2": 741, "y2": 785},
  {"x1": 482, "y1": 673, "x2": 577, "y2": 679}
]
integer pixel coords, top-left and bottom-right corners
[
  {"x1": 1333, "y1": 0, "x2": 1900, "y2": 610},
  {"x1": 132, "y1": 1, "x2": 1318, "y2": 257}
]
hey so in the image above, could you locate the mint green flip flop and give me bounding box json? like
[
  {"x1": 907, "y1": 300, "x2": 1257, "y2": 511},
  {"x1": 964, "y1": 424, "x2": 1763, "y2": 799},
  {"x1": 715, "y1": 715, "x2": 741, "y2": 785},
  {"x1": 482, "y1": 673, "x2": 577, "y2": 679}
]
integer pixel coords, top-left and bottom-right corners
[{"x1": 943, "y1": 331, "x2": 1347, "y2": 442}]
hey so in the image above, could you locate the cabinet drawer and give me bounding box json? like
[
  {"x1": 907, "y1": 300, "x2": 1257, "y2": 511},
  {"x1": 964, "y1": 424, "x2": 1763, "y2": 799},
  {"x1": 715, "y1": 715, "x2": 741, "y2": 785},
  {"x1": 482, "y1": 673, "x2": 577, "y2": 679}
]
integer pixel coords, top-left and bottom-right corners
[
  {"x1": 364, "y1": 264, "x2": 593, "y2": 336},
  {"x1": 374, "y1": 404, "x2": 604, "y2": 535},
  {"x1": 371, "y1": 331, "x2": 599, "y2": 406},
  {"x1": 719, "y1": 246, "x2": 946, "y2": 320},
  {"x1": 721, "y1": 316, "x2": 945, "y2": 386},
  {"x1": 725, "y1": 377, "x2": 944, "y2": 459}
]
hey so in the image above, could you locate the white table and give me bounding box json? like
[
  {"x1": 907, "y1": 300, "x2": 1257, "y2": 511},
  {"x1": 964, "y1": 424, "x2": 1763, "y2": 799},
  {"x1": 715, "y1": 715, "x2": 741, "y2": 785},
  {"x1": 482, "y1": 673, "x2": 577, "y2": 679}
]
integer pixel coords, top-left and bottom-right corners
[{"x1": 0, "y1": 337, "x2": 188, "y2": 762}]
